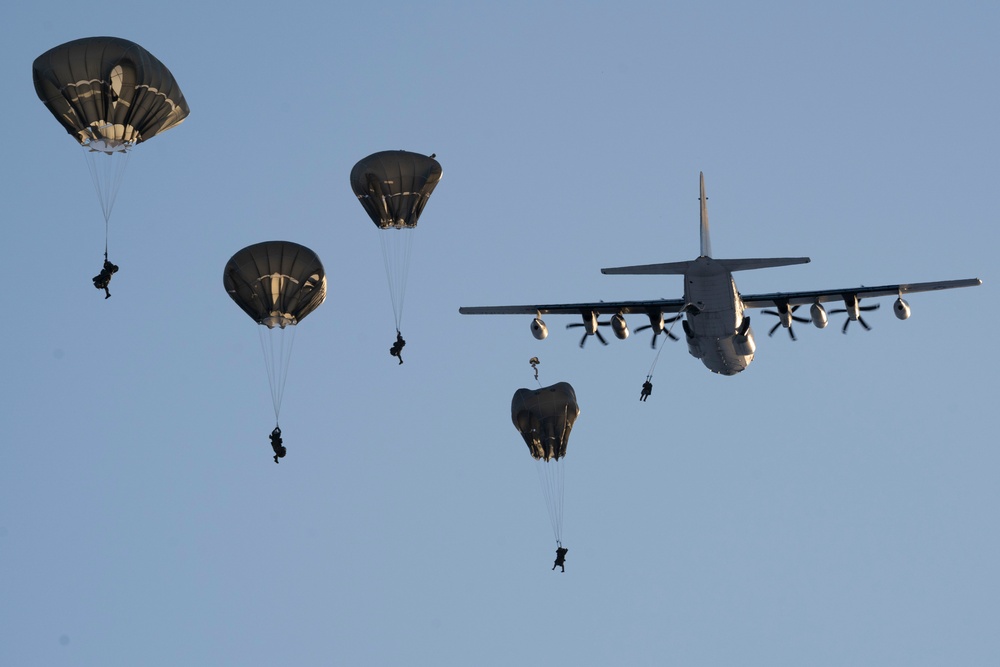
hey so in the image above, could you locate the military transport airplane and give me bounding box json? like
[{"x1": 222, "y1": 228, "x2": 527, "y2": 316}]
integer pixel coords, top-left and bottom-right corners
[{"x1": 459, "y1": 173, "x2": 982, "y2": 376}]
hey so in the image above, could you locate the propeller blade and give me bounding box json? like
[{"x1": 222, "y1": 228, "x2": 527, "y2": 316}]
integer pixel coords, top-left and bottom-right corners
[
  {"x1": 831, "y1": 302, "x2": 878, "y2": 334},
  {"x1": 762, "y1": 306, "x2": 804, "y2": 341},
  {"x1": 637, "y1": 321, "x2": 680, "y2": 348}
]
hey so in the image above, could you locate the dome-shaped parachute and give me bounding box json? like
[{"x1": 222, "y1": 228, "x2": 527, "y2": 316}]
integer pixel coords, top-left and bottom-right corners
[
  {"x1": 224, "y1": 241, "x2": 327, "y2": 329},
  {"x1": 511, "y1": 382, "x2": 580, "y2": 546},
  {"x1": 33, "y1": 36, "x2": 189, "y2": 150},
  {"x1": 350, "y1": 150, "x2": 442, "y2": 333},
  {"x1": 33, "y1": 36, "x2": 189, "y2": 268},
  {"x1": 511, "y1": 382, "x2": 579, "y2": 461},
  {"x1": 224, "y1": 241, "x2": 326, "y2": 424},
  {"x1": 350, "y1": 150, "x2": 442, "y2": 230}
]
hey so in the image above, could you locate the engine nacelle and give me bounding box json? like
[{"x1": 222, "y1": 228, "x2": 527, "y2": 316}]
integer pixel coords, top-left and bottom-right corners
[
  {"x1": 610, "y1": 313, "x2": 629, "y2": 340},
  {"x1": 893, "y1": 297, "x2": 911, "y2": 320},
  {"x1": 531, "y1": 317, "x2": 548, "y2": 340},
  {"x1": 810, "y1": 302, "x2": 828, "y2": 329}
]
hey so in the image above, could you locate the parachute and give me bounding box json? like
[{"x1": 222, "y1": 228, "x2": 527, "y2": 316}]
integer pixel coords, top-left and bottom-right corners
[
  {"x1": 33, "y1": 37, "x2": 189, "y2": 271},
  {"x1": 511, "y1": 382, "x2": 580, "y2": 546},
  {"x1": 223, "y1": 241, "x2": 327, "y2": 426},
  {"x1": 350, "y1": 150, "x2": 442, "y2": 334}
]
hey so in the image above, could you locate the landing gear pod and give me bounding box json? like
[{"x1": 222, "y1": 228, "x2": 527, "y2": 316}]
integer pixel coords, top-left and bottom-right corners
[
  {"x1": 733, "y1": 332, "x2": 756, "y2": 357},
  {"x1": 682, "y1": 319, "x2": 703, "y2": 359},
  {"x1": 733, "y1": 316, "x2": 755, "y2": 356},
  {"x1": 531, "y1": 317, "x2": 549, "y2": 340}
]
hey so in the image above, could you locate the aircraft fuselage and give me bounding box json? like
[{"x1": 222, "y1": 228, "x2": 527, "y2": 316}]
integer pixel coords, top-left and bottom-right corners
[{"x1": 682, "y1": 257, "x2": 754, "y2": 375}]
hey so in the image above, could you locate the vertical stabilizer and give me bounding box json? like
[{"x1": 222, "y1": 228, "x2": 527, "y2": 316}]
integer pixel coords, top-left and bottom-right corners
[{"x1": 699, "y1": 171, "x2": 712, "y2": 258}]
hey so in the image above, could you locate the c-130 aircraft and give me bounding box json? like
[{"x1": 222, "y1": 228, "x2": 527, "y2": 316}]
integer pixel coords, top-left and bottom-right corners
[{"x1": 460, "y1": 173, "x2": 981, "y2": 376}]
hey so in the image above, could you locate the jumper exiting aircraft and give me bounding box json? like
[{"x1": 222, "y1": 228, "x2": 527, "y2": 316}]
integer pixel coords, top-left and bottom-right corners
[{"x1": 459, "y1": 173, "x2": 982, "y2": 376}]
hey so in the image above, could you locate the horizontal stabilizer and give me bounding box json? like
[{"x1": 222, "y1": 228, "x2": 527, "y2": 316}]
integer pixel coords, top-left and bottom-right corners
[
  {"x1": 601, "y1": 261, "x2": 693, "y2": 275},
  {"x1": 716, "y1": 257, "x2": 810, "y2": 272},
  {"x1": 601, "y1": 257, "x2": 809, "y2": 275}
]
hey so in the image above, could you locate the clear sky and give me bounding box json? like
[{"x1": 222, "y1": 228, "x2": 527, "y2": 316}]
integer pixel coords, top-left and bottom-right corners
[{"x1": 2, "y1": 2, "x2": 997, "y2": 665}]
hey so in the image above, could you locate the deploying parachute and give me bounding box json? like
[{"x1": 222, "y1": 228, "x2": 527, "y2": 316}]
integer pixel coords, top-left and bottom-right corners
[
  {"x1": 33, "y1": 36, "x2": 189, "y2": 292},
  {"x1": 350, "y1": 150, "x2": 442, "y2": 352},
  {"x1": 511, "y1": 382, "x2": 580, "y2": 549},
  {"x1": 224, "y1": 241, "x2": 327, "y2": 462}
]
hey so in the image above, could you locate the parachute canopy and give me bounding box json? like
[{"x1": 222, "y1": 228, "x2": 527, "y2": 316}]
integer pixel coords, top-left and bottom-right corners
[
  {"x1": 224, "y1": 241, "x2": 327, "y2": 329},
  {"x1": 511, "y1": 382, "x2": 580, "y2": 462},
  {"x1": 350, "y1": 150, "x2": 442, "y2": 229},
  {"x1": 33, "y1": 36, "x2": 189, "y2": 153}
]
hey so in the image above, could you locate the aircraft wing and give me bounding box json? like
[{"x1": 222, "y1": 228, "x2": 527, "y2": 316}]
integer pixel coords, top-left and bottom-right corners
[
  {"x1": 459, "y1": 298, "x2": 688, "y2": 316},
  {"x1": 459, "y1": 279, "x2": 981, "y2": 316},
  {"x1": 741, "y1": 278, "x2": 982, "y2": 309}
]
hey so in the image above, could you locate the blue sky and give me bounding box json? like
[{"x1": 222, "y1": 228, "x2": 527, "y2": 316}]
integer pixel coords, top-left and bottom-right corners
[{"x1": 2, "y1": 2, "x2": 997, "y2": 665}]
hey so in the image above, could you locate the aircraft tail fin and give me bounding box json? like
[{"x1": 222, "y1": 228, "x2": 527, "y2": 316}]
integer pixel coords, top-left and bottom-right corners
[
  {"x1": 601, "y1": 172, "x2": 810, "y2": 275},
  {"x1": 700, "y1": 171, "x2": 711, "y2": 258}
]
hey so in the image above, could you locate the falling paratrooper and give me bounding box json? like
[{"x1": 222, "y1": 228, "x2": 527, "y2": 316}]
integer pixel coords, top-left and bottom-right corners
[
  {"x1": 33, "y1": 36, "x2": 190, "y2": 297},
  {"x1": 511, "y1": 381, "x2": 580, "y2": 571},
  {"x1": 350, "y1": 150, "x2": 442, "y2": 364},
  {"x1": 224, "y1": 241, "x2": 327, "y2": 464}
]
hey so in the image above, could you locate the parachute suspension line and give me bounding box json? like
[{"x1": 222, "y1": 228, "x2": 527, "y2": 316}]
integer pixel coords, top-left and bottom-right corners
[
  {"x1": 537, "y1": 403, "x2": 572, "y2": 544},
  {"x1": 82, "y1": 148, "x2": 132, "y2": 258},
  {"x1": 647, "y1": 316, "x2": 681, "y2": 380},
  {"x1": 83, "y1": 148, "x2": 131, "y2": 223},
  {"x1": 258, "y1": 324, "x2": 297, "y2": 422},
  {"x1": 258, "y1": 326, "x2": 281, "y2": 421},
  {"x1": 536, "y1": 457, "x2": 566, "y2": 545},
  {"x1": 377, "y1": 228, "x2": 416, "y2": 331}
]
